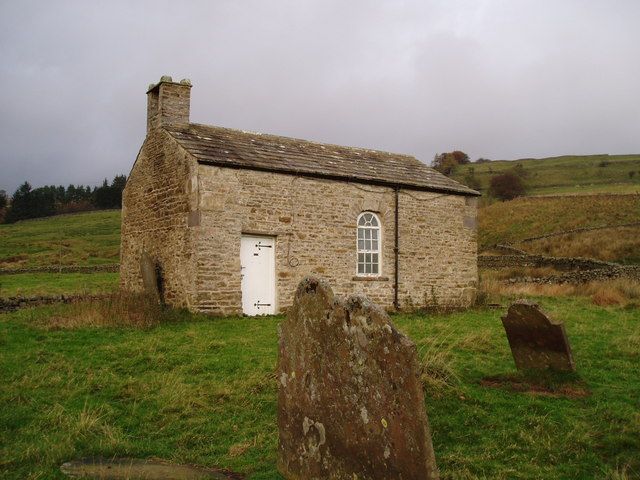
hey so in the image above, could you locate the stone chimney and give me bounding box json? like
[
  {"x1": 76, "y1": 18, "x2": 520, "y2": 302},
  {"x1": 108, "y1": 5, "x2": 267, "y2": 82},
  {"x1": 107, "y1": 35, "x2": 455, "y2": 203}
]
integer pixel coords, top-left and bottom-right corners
[{"x1": 146, "y1": 76, "x2": 192, "y2": 132}]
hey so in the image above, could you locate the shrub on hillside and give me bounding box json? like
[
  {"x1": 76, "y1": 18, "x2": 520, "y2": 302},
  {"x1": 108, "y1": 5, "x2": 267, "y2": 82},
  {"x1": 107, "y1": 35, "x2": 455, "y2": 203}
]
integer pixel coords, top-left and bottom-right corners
[{"x1": 489, "y1": 172, "x2": 526, "y2": 200}]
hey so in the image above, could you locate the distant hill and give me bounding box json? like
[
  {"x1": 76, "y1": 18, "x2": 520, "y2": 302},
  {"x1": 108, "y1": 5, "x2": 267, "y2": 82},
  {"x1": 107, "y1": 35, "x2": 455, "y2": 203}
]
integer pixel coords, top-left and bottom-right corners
[{"x1": 451, "y1": 154, "x2": 640, "y2": 196}]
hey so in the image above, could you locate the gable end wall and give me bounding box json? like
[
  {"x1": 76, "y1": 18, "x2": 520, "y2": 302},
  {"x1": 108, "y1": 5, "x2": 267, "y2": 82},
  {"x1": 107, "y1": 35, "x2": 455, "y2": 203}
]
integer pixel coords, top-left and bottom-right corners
[{"x1": 120, "y1": 129, "x2": 198, "y2": 307}]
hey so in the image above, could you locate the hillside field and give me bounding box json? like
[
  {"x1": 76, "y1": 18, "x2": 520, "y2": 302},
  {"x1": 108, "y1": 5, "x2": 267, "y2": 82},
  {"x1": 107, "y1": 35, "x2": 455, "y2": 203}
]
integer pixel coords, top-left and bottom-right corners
[
  {"x1": 452, "y1": 154, "x2": 640, "y2": 196},
  {"x1": 0, "y1": 210, "x2": 121, "y2": 269},
  {"x1": 478, "y1": 194, "x2": 640, "y2": 261}
]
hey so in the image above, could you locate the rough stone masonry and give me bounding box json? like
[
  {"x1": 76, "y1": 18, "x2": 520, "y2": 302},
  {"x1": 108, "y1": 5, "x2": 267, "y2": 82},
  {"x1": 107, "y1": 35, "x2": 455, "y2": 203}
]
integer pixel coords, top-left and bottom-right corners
[
  {"x1": 277, "y1": 277, "x2": 439, "y2": 480},
  {"x1": 501, "y1": 300, "x2": 576, "y2": 372}
]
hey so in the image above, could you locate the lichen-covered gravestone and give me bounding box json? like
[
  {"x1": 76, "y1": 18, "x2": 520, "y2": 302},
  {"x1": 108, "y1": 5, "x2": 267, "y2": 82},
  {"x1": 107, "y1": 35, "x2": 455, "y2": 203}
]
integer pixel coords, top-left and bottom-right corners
[
  {"x1": 501, "y1": 300, "x2": 575, "y2": 372},
  {"x1": 140, "y1": 251, "x2": 160, "y2": 300},
  {"x1": 277, "y1": 277, "x2": 439, "y2": 480}
]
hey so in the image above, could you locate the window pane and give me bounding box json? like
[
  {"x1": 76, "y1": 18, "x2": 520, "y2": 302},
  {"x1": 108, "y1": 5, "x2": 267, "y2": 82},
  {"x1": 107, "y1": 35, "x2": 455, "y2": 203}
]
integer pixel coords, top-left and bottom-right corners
[
  {"x1": 358, "y1": 263, "x2": 365, "y2": 274},
  {"x1": 365, "y1": 253, "x2": 371, "y2": 263},
  {"x1": 365, "y1": 229, "x2": 371, "y2": 240},
  {"x1": 372, "y1": 240, "x2": 378, "y2": 250},
  {"x1": 365, "y1": 263, "x2": 372, "y2": 273},
  {"x1": 372, "y1": 253, "x2": 378, "y2": 264},
  {"x1": 358, "y1": 228, "x2": 364, "y2": 239},
  {"x1": 370, "y1": 216, "x2": 378, "y2": 227},
  {"x1": 371, "y1": 229, "x2": 378, "y2": 240},
  {"x1": 372, "y1": 263, "x2": 378, "y2": 274},
  {"x1": 365, "y1": 240, "x2": 371, "y2": 250},
  {"x1": 358, "y1": 239, "x2": 364, "y2": 250},
  {"x1": 358, "y1": 253, "x2": 364, "y2": 263}
]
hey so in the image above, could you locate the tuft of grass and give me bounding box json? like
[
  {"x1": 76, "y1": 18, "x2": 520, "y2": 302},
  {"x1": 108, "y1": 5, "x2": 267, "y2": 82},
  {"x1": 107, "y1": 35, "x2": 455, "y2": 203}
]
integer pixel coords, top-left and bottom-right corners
[
  {"x1": 39, "y1": 292, "x2": 166, "y2": 330},
  {"x1": 416, "y1": 334, "x2": 460, "y2": 396}
]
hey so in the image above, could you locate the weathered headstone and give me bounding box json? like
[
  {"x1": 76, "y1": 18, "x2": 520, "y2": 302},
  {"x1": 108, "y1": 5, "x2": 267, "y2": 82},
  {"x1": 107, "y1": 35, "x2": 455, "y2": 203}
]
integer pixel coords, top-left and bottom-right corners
[
  {"x1": 140, "y1": 251, "x2": 160, "y2": 300},
  {"x1": 501, "y1": 300, "x2": 575, "y2": 372},
  {"x1": 277, "y1": 277, "x2": 439, "y2": 480},
  {"x1": 60, "y1": 457, "x2": 236, "y2": 479}
]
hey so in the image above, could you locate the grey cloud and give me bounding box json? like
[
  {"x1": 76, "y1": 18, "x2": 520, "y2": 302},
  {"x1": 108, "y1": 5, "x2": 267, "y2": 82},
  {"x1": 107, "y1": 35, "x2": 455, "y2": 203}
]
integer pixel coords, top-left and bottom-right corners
[{"x1": 1, "y1": 0, "x2": 638, "y2": 193}]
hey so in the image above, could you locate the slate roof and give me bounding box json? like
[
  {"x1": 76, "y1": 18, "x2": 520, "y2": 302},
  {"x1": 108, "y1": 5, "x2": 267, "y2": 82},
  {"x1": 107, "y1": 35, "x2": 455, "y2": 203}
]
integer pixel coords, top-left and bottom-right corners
[{"x1": 164, "y1": 123, "x2": 480, "y2": 196}]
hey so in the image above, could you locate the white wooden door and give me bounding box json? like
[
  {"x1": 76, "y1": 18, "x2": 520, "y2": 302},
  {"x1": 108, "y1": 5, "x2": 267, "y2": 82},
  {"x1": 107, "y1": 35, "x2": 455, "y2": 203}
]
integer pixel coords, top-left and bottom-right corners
[{"x1": 240, "y1": 235, "x2": 276, "y2": 315}]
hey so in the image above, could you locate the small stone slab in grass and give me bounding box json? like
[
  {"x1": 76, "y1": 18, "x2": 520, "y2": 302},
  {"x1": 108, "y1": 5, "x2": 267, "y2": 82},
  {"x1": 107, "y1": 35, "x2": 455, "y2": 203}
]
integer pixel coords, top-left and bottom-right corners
[
  {"x1": 501, "y1": 300, "x2": 576, "y2": 372},
  {"x1": 277, "y1": 276, "x2": 439, "y2": 480},
  {"x1": 60, "y1": 457, "x2": 242, "y2": 479}
]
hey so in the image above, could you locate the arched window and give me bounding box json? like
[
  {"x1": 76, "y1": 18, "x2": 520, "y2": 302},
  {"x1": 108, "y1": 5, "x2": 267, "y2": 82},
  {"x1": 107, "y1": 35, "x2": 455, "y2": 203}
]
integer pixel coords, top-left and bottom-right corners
[{"x1": 357, "y1": 212, "x2": 381, "y2": 276}]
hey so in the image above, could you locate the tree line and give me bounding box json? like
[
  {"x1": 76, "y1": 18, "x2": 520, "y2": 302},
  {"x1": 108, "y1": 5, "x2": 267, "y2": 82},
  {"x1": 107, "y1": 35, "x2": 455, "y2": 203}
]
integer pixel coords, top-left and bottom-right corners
[{"x1": 0, "y1": 175, "x2": 127, "y2": 223}]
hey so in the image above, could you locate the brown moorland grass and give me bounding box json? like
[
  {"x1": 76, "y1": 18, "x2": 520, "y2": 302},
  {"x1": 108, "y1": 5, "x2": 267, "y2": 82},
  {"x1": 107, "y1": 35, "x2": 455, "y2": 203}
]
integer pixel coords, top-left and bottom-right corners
[
  {"x1": 480, "y1": 272, "x2": 640, "y2": 308},
  {"x1": 520, "y1": 226, "x2": 640, "y2": 264},
  {"x1": 478, "y1": 194, "x2": 640, "y2": 249},
  {"x1": 42, "y1": 292, "x2": 164, "y2": 330}
]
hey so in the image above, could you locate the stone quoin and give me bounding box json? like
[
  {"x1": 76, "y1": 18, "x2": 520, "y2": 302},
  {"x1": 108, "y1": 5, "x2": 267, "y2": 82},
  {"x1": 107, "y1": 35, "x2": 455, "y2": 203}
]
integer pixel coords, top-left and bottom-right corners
[{"x1": 120, "y1": 76, "x2": 480, "y2": 315}]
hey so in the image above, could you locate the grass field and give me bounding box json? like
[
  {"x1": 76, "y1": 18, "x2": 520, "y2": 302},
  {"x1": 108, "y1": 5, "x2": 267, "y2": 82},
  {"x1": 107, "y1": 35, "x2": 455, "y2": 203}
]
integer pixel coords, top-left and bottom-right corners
[
  {"x1": 0, "y1": 210, "x2": 121, "y2": 269},
  {"x1": 451, "y1": 154, "x2": 640, "y2": 196},
  {"x1": 0, "y1": 272, "x2": 119, "y2": 297},
  {"x1": 1, "y1": 297, "x2": 638, "y2": 479},
  {"x1": 478, "y1": 194, "x2": 640, "y2": 252}
]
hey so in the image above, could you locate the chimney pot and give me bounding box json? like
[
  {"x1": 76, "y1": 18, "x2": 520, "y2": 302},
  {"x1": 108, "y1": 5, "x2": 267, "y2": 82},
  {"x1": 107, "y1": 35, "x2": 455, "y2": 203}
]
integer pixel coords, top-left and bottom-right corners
[{"x1": 146, "y1": 75, "x2": 191, "y2": 133}]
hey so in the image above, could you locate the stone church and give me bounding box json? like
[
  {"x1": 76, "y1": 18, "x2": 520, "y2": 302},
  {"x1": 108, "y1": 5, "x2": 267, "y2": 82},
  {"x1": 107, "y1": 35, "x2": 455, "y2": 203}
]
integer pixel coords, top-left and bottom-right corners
[{"x1": 120, "y1": 76, "x2": 479, "y2": 316}]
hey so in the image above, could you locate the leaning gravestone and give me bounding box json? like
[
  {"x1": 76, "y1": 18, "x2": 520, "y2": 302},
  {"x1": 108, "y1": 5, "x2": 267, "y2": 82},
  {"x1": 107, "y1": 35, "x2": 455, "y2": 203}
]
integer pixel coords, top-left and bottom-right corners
[
  {"x1": 140, "y1": 251, "x2": 160, "y2": 300},
  {"x1": 277, "y1": 277, "x2": 439, "y2": 480},
  {"x1": 501, "y1": 300, "x2": 575, "y2": 372}
]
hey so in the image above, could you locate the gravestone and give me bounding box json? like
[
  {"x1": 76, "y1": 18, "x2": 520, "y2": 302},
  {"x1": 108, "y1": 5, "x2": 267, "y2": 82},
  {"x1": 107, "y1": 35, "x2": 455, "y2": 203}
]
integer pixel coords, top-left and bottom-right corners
[
  {"x1": 140, "y1": 251, "x2": 160, "y2": 301},
  {"x1": 501, "y1": 300, "x2": 575, "y2": 372},
  {"x1": 277, "y1": 277, "x2": 439, "y2": 480}
]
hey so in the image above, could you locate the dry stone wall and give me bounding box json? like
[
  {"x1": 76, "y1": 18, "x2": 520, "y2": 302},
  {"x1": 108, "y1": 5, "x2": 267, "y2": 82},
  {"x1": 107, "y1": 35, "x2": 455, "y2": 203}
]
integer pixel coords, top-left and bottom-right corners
[
  {"x1": 0, "y1": 264, "x2": 119, "y2": 275},
  {"x1": 0, "y1": 293, "x2": 109, "y2": 313},
  {"x1": 479, "y1": 254, "x2": 614, "y2": 271},
  {"x1": 506, "y1": 265, "x2": 640, "y2": 285}
]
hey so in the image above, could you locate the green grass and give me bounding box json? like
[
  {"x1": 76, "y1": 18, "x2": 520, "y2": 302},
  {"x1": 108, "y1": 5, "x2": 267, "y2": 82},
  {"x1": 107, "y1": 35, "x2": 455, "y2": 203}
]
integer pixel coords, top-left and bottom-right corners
[
  {"x1": 0, "y1": 272, "x2": 119, "y2": 297},
  {"x1": 452, "y1": 154, "x2": 640, "y2": 196},
  {"x1": 0, "y1": 210, "x2": 121, "y2": 268},
  {"x1": 1, "y1": 298, "x2": 638, "y2": 479}
]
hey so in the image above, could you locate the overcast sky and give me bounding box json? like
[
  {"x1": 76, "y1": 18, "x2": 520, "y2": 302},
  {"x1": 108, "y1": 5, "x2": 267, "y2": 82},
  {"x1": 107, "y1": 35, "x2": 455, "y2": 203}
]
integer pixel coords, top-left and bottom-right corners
[{"x1": 1, "y1": 0, "x2": 639, "y2": 194}]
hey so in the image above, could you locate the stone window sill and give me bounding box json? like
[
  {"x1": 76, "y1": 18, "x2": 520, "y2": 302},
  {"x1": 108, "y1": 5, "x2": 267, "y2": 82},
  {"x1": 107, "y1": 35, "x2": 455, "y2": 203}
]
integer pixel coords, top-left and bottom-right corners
[{"x1": 352, "y1": 276, "x2": 389, "y2": 282}]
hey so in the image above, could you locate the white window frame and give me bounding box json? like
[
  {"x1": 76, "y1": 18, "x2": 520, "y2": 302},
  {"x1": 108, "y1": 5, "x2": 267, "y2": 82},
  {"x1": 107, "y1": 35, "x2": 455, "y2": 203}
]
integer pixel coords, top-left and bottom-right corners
[{"x1": 356, "y1": 212, "x2": 382, "y2": 277}]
